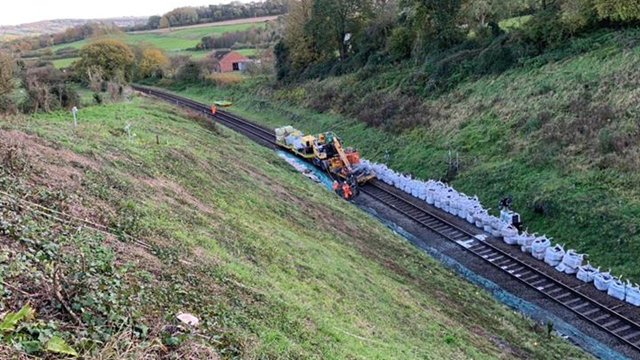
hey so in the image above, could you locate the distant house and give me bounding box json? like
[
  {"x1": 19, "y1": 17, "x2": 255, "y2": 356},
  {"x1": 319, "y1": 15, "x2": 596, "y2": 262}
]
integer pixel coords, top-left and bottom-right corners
[{"x1": 210, "y1": 50, "x2": 249, "y2": 73}]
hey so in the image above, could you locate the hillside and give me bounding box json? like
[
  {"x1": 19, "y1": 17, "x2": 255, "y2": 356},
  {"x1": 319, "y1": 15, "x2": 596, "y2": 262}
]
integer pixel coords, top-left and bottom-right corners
[
  {"x1": 0, "y1": 96, "x2": 591, "y2": 359},
  {"x1": 155, "y1": 27, "x2": 640, "y2": 283},
  {"x1": 0, "y1": 17, "x2": 147, "y2": 40}
]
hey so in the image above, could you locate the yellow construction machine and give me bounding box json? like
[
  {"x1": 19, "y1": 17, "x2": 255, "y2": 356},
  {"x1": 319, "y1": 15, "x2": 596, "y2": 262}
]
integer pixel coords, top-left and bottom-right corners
[{"x1": 275, "y1": 127, "x2": 375, "y2": 196}]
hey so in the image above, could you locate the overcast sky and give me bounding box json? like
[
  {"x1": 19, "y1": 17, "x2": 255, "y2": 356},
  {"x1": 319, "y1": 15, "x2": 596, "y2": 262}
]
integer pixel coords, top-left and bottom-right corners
[{"x1": 1, "y1": 0, "x2": 242, "y2": 26}]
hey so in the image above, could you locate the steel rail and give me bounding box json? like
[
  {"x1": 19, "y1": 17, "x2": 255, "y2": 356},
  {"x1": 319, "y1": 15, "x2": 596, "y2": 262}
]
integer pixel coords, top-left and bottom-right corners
[
  {"x1": 361, "y1": 181, "x2": 640, "y2": 355},
  {"x1": 134, "y1": 84, "x2": 640, "y2": 356},
  {"x1": 132, "y1": 85, "x2": 277, "y2": 146}
]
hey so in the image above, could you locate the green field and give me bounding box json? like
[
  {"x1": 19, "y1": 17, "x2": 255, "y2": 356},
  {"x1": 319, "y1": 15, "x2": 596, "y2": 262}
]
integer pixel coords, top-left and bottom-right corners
[
  {"x1": 46, "y1": 22, "x2": 267, "y2": 68},
  {"x1": 49, "y1": 22, "x2": 267, "y2": 53},
  {"x1": 158, "y1": 28, "x2": 640, "y2": 283},
  {"x1": 51, "y1": 57, "x2": 79, "y2": 68},
  {"x1": 0, "y1": 97, "x2": 590, "y2": 359}
]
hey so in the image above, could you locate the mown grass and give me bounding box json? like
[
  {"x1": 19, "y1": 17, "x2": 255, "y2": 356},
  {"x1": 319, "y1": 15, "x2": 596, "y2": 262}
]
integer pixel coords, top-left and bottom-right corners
[
  {"x1": 156, "y1": 28, "x2": 640, "y2": 283},
  {"x1": 0, "y1": 97, "x2": 591, "y2": 359}
]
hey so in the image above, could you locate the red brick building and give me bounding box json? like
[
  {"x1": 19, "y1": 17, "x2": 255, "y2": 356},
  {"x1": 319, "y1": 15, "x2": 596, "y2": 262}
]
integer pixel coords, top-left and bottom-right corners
[{"x1": 210, "y1": 50, "x2": 249, "y2": 73}]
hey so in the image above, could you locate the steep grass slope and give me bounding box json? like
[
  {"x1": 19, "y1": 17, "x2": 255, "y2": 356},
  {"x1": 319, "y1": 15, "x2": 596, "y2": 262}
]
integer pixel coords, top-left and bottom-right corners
[
  {"x1": 0, "y1": 97, "x2": 591, "y2": 359},
  {"x1": 164, "y1": 28, "x2": 640, "y2": 282}
]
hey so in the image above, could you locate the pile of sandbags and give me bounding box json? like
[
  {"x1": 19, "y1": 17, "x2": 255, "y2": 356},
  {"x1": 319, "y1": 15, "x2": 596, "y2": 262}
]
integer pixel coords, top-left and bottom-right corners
[
  {"x1": 275, "y1": 126, "x2": 294, "y2": 143},
  {"x1": 502, "y1": 225, "x2": 519, "y2": 245},
  {"x1": 544, "y1": 244, "x2": 565, "y2": 267},
  {"x1": 358, "y1": 159, "x2": 639, "y2": 306},
  {"x1": 626, "y1": 284, "x2": 640, "y2": 306},
  {"x1": 532, "y1": 237, "x2": 551, "y2": 260},
  {"x1": 517, "y1": 232, "x2": 536, "y2": 253},
  {"x1": 555, "y1": 250, "x2": 584, "y2": 274},
  {"x1": 577, "y1": 264, "x2": 599, "y2": 283},
  {"x1": 594, "y1": 271, "x2": 614, "y2": 291},
  {"x1": 607, "y1": 279, "x2": 627, "y2": 301}
]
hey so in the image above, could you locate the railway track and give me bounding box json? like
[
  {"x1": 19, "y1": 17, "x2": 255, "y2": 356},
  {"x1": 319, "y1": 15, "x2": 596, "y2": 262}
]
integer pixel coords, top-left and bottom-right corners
[
  {"x1": 133, "y1": 85, "x2": 640, "y2": 357},
  {"x1": 132, "y1": 85, "x2": 278, "y2": 147}
]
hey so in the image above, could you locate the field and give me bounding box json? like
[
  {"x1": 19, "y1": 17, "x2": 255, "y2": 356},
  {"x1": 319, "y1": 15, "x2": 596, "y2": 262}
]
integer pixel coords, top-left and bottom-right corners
[
  {"x1": 49, "y1": 21, "x2": 269, "y2": 53},
  {"x1": 157, "y1": 28, "x2": 640, "y2": 283},
  {"x1": 51, "y1": 57, "x2": 78, "y2": 68},
  {"x1": 45, "y1": 19, "x2": 270, "y2": 69},
  {"x1": 0, "y1": 96, "x2": 590, "y2": 359}
]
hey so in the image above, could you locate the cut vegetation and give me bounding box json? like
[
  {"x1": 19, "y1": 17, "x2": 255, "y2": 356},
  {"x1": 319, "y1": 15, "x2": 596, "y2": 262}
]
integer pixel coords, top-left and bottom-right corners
[{"x1": 0, "y1": 96, "x2": 591, "y2": 359}]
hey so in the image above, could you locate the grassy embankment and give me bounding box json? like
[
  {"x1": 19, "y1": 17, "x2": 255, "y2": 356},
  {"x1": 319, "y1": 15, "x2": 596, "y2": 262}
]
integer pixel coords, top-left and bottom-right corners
[
  {"x1": 157, "y1": 28, "x2": 640, "y2": 282},
  {"x1": 0, "y1": 96, "x2": 591, "y2": 359},
  {"x1": 46, "y1": 21, "x2": 265, "y2": 69}
]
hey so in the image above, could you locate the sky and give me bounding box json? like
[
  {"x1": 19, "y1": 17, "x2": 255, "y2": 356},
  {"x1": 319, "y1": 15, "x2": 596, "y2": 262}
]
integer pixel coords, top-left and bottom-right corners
[{"x1": 1, "y1": 0, "x2": 242, "y2": 26}]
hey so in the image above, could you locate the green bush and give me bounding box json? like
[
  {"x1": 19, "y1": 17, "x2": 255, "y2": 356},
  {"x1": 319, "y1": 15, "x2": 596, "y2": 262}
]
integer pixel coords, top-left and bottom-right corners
[
  {"x1": 387, "y1": 26, "x2": 414, "y2": 60},
  {"x1": 176, "y1": 60, "x2": 202, "y2": 83}
]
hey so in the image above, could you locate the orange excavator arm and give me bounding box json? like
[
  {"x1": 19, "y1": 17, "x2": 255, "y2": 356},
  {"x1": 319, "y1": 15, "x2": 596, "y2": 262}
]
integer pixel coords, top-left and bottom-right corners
[{"x1": 332, "y1": 137, "x2": 353, "y2": 171}]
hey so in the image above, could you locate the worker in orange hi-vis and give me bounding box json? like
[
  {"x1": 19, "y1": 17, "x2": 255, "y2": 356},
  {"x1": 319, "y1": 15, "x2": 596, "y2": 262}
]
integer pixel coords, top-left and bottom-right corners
[
  {"x1": 342, "y1": 182, "x2": 352, "y2": 200},
  {"x1": 210, "y1": 105, "x2": 217, "y2": 115},
  {"x1": 332, "y1": 181, "x2": 339, "y2": 191}
]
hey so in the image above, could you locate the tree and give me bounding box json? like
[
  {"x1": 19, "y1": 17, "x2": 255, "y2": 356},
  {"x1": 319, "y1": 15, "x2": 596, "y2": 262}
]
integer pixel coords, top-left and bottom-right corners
[
  {"x1": 176, "y1": 60, "x2": 202, "y2": 82},
  {"x1": 281, "y1": 0, "x2": 324, "y2": 72},
  {"x1": 166, "y1": 7, "x2": 199, "y2": 27},
  {"x1": 167, "y1": 55, "x2": 190, "y2": 78},
  {"x1": 0, "y1": 51, "x2": 14, "y2": 97},
  {"x1": 409, "y1": 0, "x2": 469, "y2": 50},
  {"x1": 309, "y1": 0, "x2": 374, "y2": 61},
  {"x1": 560, "y1": 0, "x2": 596, "y2": 32},
  {"x1": 159, "y1": 16, "x2": 171, "y2": 29},
  {"x1": 75, "y1": 39, "x2": 135, "y2": 83},
  {"x1": 147, "y1": 15, "x2": 162, "y2": 30},
  {"x1": 592, "y1": 0, "x2": 640, "y2": 22},
  {"x1": 136, "y1": 48, "x2": 168, "y2": 79}
]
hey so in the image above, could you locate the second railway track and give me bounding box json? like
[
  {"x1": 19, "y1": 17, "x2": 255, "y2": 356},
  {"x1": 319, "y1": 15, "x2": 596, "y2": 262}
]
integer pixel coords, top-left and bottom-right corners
[{"x1": 134, "y1": 85, "x2": 640, "y2": 358}]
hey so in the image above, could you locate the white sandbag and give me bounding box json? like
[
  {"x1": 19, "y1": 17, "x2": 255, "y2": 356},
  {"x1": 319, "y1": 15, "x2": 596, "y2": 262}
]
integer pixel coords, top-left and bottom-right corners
[
  {"x1": 426, "y1": 189, "x2": 436, "y2": 204},
  {"x1": 518, "y1": 232, "x2": 536, "y2": 253},
  {"x1": 501, "y1": 225, "x2": 519, "y2": 245},
  {"x1": 562, "y1": 250, "x2": 583, "y2": 269},
  {"x1": 577, "y1": 264, "x2": 598, "y2": 283},
  {"x1": 594, "y1": 272, "x2": 613, "y2": 291},
  {"x1": 544, "y1": 244, "x2": 565, "y2": 267},
  {"x1": 607, "y1": 278, "x2": 626, "y2": 301},
  {"x1": 626, "y1": 284, "x2": 640, "y2": 306},
  {"x1": 474, "y1": 210, "x2": 488, "y2": 228},
  {"x1": 557, "y1": 250, "x2": 583, "y2": 274},
  {"x1": 466, "y1": 206, "x2": 481, "y2": 224},
  {"x1": 483, "y1": 215, "x2": 498, "y2": 233},
  {"x1": 490, "y1": 218, "x2": 506, "y2": 237},
  {"x1": 531, "y1": 237, "x2": 551, "y2": 260}
]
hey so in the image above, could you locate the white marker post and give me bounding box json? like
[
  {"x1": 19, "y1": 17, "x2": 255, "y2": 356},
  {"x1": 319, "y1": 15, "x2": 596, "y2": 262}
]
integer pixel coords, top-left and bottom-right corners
[{"x1": 72, "y1": 107, "x2": 78, "y2": 127}]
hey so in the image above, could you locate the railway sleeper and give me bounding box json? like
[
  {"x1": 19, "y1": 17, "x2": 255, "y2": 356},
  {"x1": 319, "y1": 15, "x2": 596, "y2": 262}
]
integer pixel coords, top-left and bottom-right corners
[
  {"x1": 611, "y1": 325, "x2": 631, "y2": 334},
  {"x1": 623, "y1": 331, "x2": 640, "y2": 340}
]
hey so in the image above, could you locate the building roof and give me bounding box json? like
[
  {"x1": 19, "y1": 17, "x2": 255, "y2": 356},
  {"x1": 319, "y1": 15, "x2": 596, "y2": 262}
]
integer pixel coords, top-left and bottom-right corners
[
  {"x1": 212, "y1": 50, "x2": 232, "y2": 61},
  {"x1": 211, "y1": 50, "x2": 248, "y2": 62}
]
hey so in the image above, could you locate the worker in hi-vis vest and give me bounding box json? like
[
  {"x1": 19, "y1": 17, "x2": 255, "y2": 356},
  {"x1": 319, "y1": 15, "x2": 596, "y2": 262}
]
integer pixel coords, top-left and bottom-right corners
[
  {"x1": 211, "y1": 105, "x2": 217, "y2": 115},
  {"x1": 342, "y1": 182, "x2": 352, "y2": 200}
]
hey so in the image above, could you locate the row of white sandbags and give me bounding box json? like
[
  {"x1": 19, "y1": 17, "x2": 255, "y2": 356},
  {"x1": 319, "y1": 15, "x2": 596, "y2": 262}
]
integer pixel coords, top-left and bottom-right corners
[
  {"x1": 361, "y1": 159, "x2": 640, "y2": 307},
  {"x1": 361, "y1": 160, "x2": 491, "y2": 224}
]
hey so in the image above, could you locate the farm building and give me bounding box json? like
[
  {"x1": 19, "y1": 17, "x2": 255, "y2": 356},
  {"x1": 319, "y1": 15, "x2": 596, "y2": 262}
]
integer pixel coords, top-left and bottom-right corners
[{"x1": 209, "y1": 50, "x2": 250, "y2": 73}]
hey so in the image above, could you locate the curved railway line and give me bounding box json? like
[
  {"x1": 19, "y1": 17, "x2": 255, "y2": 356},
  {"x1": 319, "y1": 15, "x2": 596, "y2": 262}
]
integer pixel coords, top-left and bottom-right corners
[{"x1": 133, "y1": 85, "x2": 640, "y2": 358}]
